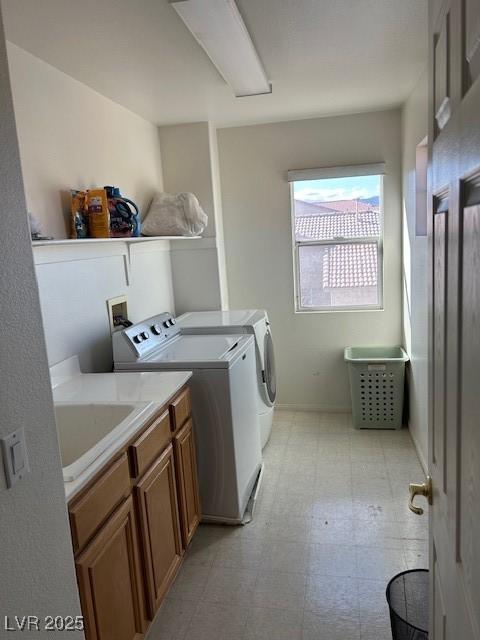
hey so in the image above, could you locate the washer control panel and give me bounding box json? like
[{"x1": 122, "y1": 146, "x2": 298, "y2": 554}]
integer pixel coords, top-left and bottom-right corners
[{"x1": 113, "y1": 312, "x2": 180, "y2": 360}]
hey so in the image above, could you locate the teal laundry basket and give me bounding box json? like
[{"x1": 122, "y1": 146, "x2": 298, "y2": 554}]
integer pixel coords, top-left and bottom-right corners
[{"x1": 344, "y1": 346, "x2": 409, "y2": 429}]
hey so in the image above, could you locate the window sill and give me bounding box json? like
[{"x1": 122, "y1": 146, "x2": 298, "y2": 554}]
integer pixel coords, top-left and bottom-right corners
[{"x1": 294, "y1": 306, "x2": 384, "y2": 314}]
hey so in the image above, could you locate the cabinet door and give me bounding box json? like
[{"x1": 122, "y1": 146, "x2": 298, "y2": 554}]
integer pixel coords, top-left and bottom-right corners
[
  {"x1": 76, "y1": 496, "x2": 146, "y2": 640},
  {"x1": 135, "y1": 444, "x2": 183, "y2": 618},
  {"x1": 174, "y1": 419, "x2": 201, "y2": 546}
]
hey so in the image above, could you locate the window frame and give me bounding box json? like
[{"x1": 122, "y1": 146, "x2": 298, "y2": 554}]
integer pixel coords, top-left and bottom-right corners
[{"x1": 291, "y1": 174, "x2": 385, "y2": 314}]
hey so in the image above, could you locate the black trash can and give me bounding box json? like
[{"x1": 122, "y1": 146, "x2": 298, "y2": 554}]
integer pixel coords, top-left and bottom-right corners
[{"x1": 386, "y1": 569, "x2": 429, "y2": 640}]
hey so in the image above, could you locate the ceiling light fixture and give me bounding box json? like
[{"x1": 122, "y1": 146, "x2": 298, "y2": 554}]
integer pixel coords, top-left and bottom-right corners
[{"x1": 170, "y1": 0, "x2": 271, "y2": 97}]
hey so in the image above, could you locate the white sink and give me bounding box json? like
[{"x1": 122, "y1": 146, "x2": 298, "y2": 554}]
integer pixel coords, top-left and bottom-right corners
[{"x1": 55, "y1": 403, "x2": 149, "y2": 482}]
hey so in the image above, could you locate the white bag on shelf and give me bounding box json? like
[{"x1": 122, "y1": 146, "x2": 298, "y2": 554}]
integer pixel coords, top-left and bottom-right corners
[{"x1": 142, "y1": 192, "x2": 207, "y2": 237}]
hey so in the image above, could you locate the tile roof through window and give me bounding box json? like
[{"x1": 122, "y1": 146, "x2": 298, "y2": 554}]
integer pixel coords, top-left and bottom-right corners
[
  {"x1": 323, "y1": 243, "x2": 378, "y2": 289},
  {"x1": 294, "y1": 199, "x2": 380, "y2": 241},
  {"x1": 293, "y1": 199, "x2": 379, "y2": 289},
  {"x1": 311, "y1": 199, "x2": 374, "y2": 213},
  {"x1": 295, "y1": 211, "x2": 380, "y2": 240}
]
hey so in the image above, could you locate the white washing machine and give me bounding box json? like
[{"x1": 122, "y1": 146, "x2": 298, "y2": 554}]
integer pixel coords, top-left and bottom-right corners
[
  {"x1": 176, "y1": 310, "x2": 276, "y2": 448},
  {"x1": 112, "y1": 313, "x2": 262, "y2": 524}
]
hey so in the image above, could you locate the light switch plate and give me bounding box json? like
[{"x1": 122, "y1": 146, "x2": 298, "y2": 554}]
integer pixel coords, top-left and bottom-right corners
[{"x1": 1, "y1": 428, "x2": 30, "y2": 488}]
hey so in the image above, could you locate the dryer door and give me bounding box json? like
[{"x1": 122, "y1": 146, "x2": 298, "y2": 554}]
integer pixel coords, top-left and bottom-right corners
[{"x1": 263, "y1": 329, "x2": 276, "y2": 405}]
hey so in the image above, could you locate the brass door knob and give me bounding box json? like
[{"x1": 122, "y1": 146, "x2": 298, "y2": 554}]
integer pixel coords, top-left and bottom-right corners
[{"x1": 409, "y1": 476, "x2": 433, "y2": 515}]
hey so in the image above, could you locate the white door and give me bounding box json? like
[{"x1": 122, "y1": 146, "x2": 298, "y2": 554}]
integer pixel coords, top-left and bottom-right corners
[{"x1": 425, "y1": 0, "x2": 480, "y2": 637}]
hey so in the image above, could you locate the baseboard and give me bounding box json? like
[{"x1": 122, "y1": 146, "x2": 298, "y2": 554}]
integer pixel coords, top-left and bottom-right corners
[
  {"x1": 408, "y1": 424, "x2": 428, "y2": 474},
  {"x1": 275, "y1": 403, "x2": 351, "y2": 413}
]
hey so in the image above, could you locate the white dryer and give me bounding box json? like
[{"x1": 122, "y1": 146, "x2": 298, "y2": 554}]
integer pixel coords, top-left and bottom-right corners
[
  {"x1": 177, "y1": 310, "x2": 276, "y2": 448},
  {"x1": 113, "y1": 313, "x2": 262, "y2": 524}
]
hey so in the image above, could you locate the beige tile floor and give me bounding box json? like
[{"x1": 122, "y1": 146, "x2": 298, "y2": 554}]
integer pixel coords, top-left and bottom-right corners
[{"x1": 147, "y1": 411, "x2": 428, "y2": 640}]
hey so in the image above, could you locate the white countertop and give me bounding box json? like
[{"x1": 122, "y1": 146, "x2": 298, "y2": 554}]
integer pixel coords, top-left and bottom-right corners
[
  {"x1": 53, "y1": 369, "x2": 192, "y2": 405},
  {"x1": 51, "y1": 357, "x2": 191, "y2": 500}
]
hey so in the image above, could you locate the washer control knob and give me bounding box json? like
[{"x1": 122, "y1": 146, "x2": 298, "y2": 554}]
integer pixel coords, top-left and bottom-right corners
[
  {"x1": 151, "y1": 324, "x2": 162, "y2": 335},
  {"x1": 133, "y1": 334, "x2": 142, "y2": 344},
  {"x1": 140, "y1": 331, "x2": 150, "y2": 341},
  {"x1": 163, "y1": 320, "x2": 170, "y2": 328},
  {"x1": 170, "y1": 318, "x2": 176, "y2": 325}
]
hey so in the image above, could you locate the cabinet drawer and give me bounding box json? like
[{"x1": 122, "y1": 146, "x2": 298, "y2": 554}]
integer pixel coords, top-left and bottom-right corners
[
  {"x1": 129, "y1": 410, "x2": 171, "y2": 478},
  {"x1": 69, "y1": 453, "x2": 130, "y2": 553},
  {"x1": 169, "y1": 388, "x2": 191, "y2": 432}
]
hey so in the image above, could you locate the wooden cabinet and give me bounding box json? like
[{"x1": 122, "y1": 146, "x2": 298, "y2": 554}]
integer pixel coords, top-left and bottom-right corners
[
  {"x1": 174, "y1": 418, "x2": 201, "y2": 546},
  {"x1": 129, "y1": 409, "x2": 170, "y2": 479},
  {"x1": 69, "y1": 453, "x2": 131, "y2": 553},
  {"x1": 75, "y1": 496, "x2": 146, "y2": 640},
  {"x1": 69, "y1": 385, "x2": 200, "y2": 639},
  {"x1": 169, "y1": 387, "x2": 191, "y2": 431},
  {"x1": 135, "y1": 444, "x2": 183, "y2": 618}
]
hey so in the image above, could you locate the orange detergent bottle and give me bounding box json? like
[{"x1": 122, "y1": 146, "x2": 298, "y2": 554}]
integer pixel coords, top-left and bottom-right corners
[{"x1": 87, "y1": 188, "x2": 110, "y2": 238}]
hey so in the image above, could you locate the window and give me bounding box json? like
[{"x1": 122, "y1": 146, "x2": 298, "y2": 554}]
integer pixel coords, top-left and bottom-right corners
[{"x1": 289, "y1": 165, "x2": 384, "y2": 312}]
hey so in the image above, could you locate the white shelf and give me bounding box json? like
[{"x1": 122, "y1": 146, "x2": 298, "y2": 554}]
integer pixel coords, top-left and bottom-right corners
[
  {"x1": 32, "y1": 235, "x2": 204, "y2": 284},
  {"x1": 32, "y1": 235, "x2": 201, "y2": 247}
]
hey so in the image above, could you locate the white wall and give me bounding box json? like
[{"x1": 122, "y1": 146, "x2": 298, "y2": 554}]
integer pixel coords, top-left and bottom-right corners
[
  {"x1": 0, "y1": 7, "x2": 83, "y2": 634},
  {"x1": 34, "y1": 242, "x2": 174, "y2": 372},
  {"x1": 158, "y1": 122, "x2": 217, "y2": 239},
  {"x1": 402, "y1": 70, "x2": 428, "y2": 466},
  {"x1": 6, "y1": 42, "x2": 175, "y2": 373},
  {"x1": 208, "y1": 123, "x2": 229, "y2": 309},
  {"x1": 7, "y1": 42, "x2": 163, "y2": 240},
  {"x1": 159, "y1": 121, "x2": 228, "y2": 314},
  {"x1": 217, "y1": 110, "x2": 403, "y2": 410}
]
